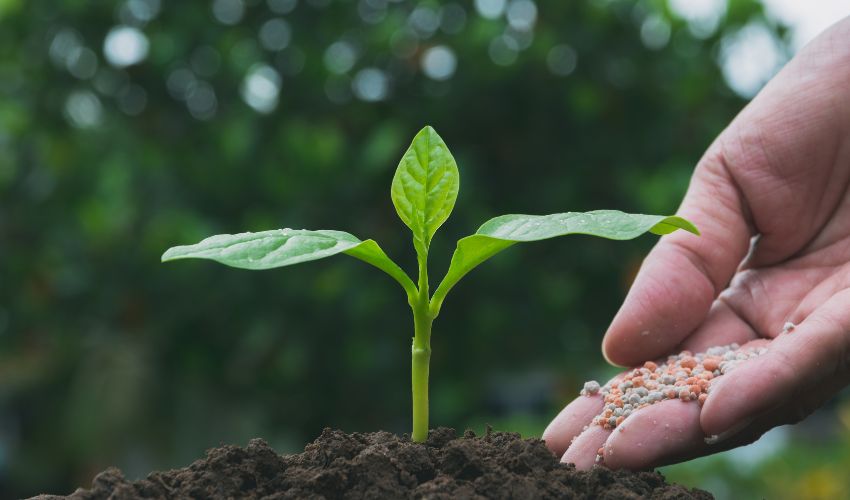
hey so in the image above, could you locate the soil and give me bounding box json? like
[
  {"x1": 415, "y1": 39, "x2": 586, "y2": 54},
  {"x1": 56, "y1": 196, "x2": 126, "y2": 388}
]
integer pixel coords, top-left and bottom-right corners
[{"x1": 34, "y1": 427, "x2": 712, "y2": 499}]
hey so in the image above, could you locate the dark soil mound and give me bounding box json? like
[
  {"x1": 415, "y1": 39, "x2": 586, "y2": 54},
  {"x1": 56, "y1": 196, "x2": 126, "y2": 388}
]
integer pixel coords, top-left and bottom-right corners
[{"x1": 35, "y1": 427, "x2": 711, "y2": 499}]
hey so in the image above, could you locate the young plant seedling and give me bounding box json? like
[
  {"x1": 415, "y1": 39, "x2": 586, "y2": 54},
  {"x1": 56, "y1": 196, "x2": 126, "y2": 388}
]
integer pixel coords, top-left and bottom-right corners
[{"x1": 162, "y1": 126, "x2": 699, "y2": 442}]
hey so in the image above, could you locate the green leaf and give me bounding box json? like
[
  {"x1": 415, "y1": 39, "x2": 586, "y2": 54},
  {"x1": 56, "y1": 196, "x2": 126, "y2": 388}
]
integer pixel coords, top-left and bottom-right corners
[
  {"x1": 430, "y1": 211, "x2": 699, "y2": 314},
  {"x1": 391, "y1": 126, "x2": 459, "y2": 253},
  {"x1": 162, "y1": 229, "x2": 417, "y2": 298}
]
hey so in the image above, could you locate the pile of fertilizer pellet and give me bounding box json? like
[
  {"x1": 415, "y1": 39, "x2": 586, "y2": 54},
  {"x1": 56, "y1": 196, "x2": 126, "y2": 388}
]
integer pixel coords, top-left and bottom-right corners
[{"x1": 580, "y1": 343, "x2": 768, "y2": 431}]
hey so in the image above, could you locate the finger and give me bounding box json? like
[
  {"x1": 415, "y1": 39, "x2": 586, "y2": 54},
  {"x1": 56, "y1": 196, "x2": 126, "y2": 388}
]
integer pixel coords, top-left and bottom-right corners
[
  {"x1": 607, "y1": 397, "x2": 790, "y2": 469},
  {"x1": 787, "y1": 267, "x2": 850, "y2": 326},
  {"x1": 696, "y1": 366, "x2": 850, "y2": 460},
  {"x1": 543, "y1": 373, "x2": 628, "y2": 456},
  {"x1": 603, "y1": 159, "x2": 753, "y2": 366},
  {"x1": 542, "y1": 394, "x2": 604, "y2": 457},
  {"x1": 602, "y1": 399, "x2": 703, "y2": 470},
  {"x1": 678, "y1": 300, "x2": 758, "y2": 353},
  {"x1": 714, "y1": 266, "x2": 826, "y2": 340},
  {"x1": 561, "y1": 425, "x2": 611, "y2": 470},
  {"x1": 701, "y1": 289, "x2": 850, "y2": 437}
]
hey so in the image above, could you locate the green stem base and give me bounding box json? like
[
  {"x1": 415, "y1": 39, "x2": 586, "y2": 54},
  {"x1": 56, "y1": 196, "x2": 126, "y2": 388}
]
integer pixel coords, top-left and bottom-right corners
[{"x1": 411, "y1": 298, "x2": 433, "y2": 442}]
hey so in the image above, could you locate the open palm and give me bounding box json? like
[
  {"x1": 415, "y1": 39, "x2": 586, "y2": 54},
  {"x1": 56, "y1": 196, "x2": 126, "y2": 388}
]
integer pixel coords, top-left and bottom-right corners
[{"x1": 543, "y1": 16, "x2": 850, "y2": 469}]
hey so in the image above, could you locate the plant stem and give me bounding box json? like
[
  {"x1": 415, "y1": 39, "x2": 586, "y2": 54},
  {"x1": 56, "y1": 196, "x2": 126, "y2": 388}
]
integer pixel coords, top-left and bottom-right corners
[
  {"x1": 411, "y1": 300, "x2": 432, "y2": 442},
  {"x1": 411, "y1": 245, "x2": 433, "y2": 443}
]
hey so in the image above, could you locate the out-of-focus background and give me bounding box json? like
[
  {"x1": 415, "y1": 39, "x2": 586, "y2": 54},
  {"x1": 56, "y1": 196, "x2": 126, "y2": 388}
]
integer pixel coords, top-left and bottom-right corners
[{"x1": 2, "y1": 0, "x2": 850, "y2": 498}]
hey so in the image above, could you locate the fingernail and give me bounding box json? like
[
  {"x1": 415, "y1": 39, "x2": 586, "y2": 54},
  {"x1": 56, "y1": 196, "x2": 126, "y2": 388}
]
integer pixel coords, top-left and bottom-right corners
[{"x1": 704, "y1": 416, "x2": 755, "y2": 445}]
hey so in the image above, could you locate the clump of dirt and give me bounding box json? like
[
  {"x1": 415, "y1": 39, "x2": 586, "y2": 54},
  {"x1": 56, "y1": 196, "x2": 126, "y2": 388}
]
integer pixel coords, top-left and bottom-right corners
[{"x1": 35, "y1": 427, "x2": 711, "y2": 499}]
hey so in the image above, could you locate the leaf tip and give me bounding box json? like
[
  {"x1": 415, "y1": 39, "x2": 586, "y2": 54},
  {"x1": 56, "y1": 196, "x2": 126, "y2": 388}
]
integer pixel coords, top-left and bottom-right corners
[
  {"x1": 161, "y1": 247, "x2": 180, "y2": 263},
  {"x1": 679, "y1": 218, "x2": 701, "y2": 236},
  {"x1": 418, "y1": 125, "x2": 445, "y2": 143},
  {"x1": 651, "y1": 215, "x2": 700, "y2": 236}
]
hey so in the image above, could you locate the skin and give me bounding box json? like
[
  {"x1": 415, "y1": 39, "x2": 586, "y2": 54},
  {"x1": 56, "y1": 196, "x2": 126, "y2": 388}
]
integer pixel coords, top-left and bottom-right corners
[{"x1": 543, "y1": 16, "x2": 850, "y2": 470}]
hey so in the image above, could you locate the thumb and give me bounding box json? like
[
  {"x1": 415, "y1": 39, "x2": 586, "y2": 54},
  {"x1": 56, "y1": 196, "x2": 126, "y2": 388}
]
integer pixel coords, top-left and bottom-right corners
[{"x1": 602, "y1": 152, "x2": 752, "y2": 366}]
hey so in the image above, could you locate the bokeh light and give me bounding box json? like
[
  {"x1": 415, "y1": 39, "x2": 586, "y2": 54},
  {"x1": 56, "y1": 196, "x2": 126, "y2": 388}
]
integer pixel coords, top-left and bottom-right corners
[
  {"x1": 506, "y1": 0, "x2": 537, "y2": 31},
  {"x1": 421, "y1": 45, "x2": 457, "y2": 81},
  {"x1": 186, "y1": 81, "x2": 218, "y2": 120},
  {"x1": 352, "y1": 67, "x2": 388, "y2": 101},
  {"x1": 122, "y1": 0, "x2": 161, "y2": 24},
  {"x1": 719, "y1": 21, "x2": 783, "y2": 97},
  {"x1": 409, "y1": 5, "x2": 440, "y2": 38},
  {"x1": 358, "y1": 0, "x2": 387, "y2": 25},
  {"x1": 668, "y1": 0, "x2": 726, "y2": 39},
  {"x1": 241, "y1": 63, "x2": 282, "y2": 113},
  {"x1": 102, "y1": 26, "x2": 149, "y2": 67},
  {"x1": 66, "y1": 47, "x2": 98, "y2": 79},
  {"x1": 475, "y1": 0, "x2": 507, "y2": 20},
  {"x1": 63, "y1": 91, "x2": 103, "y2": 129},
  {"x1": 546, "y1": 44, "x2": 577, "y2": 76},
  {"x1": 49, "y1": 28, "x2": 83, "y2": 68},
  {"x1": 212, "y1": 0, "x2": 245, "y2": 25},
  {"x1": 167, "y1": 67, "x2": 197, "y2": 101},
  {"x1": 440, "y1": 4, "x2": 467, "y2": 34},
  {"x1": 488, "y1": 35, "x2": 519, "y2": 66},
  {"x1": 762, "y1": 0, "x2": 850, "y2": 49},
  {"x1": 259, "y1": 18, "x2": 292, "y2": 52},
  {"x1": 323, "y1": 41, "x2": 357, "y2": 75},
  {"x1": 640, "y1": 14, "x2": 671, "y2": 50}
]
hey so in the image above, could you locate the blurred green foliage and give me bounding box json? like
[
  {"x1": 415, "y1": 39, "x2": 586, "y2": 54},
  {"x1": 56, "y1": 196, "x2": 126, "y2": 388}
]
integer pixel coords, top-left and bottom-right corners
[{"x1": 0, "y1": 0, "x2": 844, "y2": 497}]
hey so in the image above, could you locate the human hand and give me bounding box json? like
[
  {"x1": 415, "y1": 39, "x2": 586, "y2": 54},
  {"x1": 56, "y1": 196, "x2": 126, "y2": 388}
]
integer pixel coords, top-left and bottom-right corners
[{"x1": 543, "y1": 16, "x2": 850, "y2": 469}]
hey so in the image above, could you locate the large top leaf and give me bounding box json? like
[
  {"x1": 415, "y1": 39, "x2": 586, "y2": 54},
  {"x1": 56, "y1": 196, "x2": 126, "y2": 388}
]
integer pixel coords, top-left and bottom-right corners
[
  {"x1": 429, "y1": 210, "x2": 699, "y2": 314},
  {"x1": 391, "y1": 126, "x2": 459, "y2": 253},
  {"x1": 162, "y1": 229, "x2": 417, "y2": 298}
]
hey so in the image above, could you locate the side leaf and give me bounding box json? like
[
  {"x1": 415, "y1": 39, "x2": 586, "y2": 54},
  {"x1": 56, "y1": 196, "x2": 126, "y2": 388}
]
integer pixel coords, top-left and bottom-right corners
[
  {"x1": 162, "y1": 229, "x2": 417, "y2": 298},
  {"x1": 430, "y1": 210, "x2": 699, "y2": 314},
  {"x1": 391, "y1": 126, "x2": 460, "y2": 254}
]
